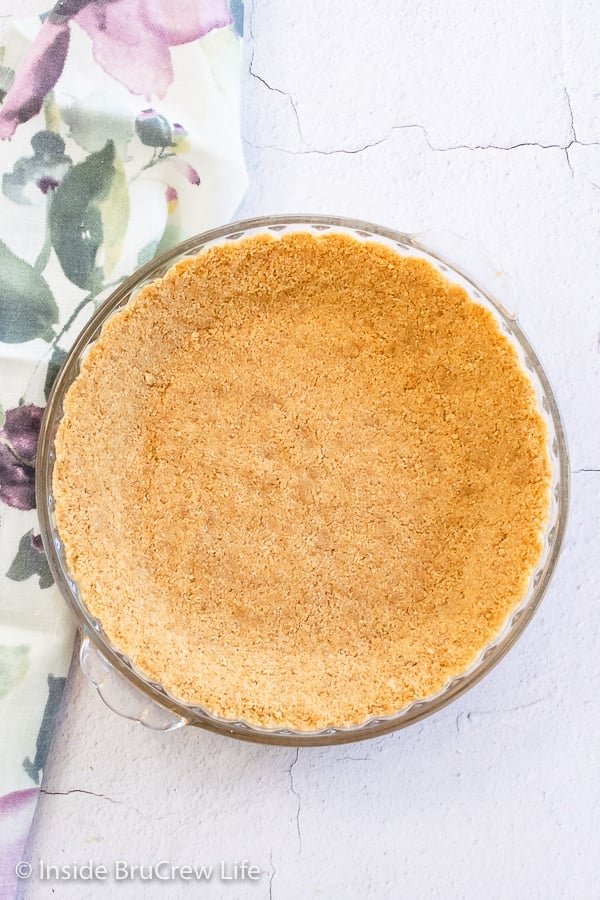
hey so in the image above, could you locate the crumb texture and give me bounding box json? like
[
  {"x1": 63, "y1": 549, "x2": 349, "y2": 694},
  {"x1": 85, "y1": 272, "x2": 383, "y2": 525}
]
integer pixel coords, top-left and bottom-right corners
[{"x1": 53, "y1": 232, "x2": 551, "y2": 730}]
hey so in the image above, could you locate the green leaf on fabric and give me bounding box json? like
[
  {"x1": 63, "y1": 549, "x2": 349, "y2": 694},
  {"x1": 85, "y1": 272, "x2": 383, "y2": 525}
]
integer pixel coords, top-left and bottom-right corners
[
  {"x1": 98, "y1": 157, "x2": 129, "y2": 278},
  {"x1": 154, "y1": 222, "x2": 182, "y2": 259},
  {"x1": 136, "y1": 240, "x2": 159, "y2": 268},
  {"x1": 61, "y1": 91, "x2": 134, "y2": 156},
  {"x1": 43, "y1": 91, "x2": 62, "y2": 134},
  {"x1": 49, "y1": 140, "x2": 116, "y2": 291},
  {"x1": 23, "y1": 674, "x2": 66, "y2": 784},
  {"x1": 44, "y1": 346, "x2": 67, "y2": 400},
  {"x1": 6, "y1": 530, "x2": 54, "y2": 589},
  {"x1": 0, "y1": 61, "x2": 14, "y2": 106},
  {"x1": 0, "y1": 240, "x2": 58, "y2": 343},
  {"x1": 0, "y1": 644, "x2": 29, "y2": 700}
]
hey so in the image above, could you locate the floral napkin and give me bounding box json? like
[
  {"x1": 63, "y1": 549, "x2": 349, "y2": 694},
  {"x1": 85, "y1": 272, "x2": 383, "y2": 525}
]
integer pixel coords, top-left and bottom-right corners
[{"x1": 0, "y1": 2, "x2": 246, "y2": 895}]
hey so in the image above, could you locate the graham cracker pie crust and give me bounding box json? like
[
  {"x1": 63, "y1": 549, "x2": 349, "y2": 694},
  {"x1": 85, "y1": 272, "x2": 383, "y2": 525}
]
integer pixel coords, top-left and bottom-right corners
[{"x1": 53, "y1": 232, "x2": 551, "y2": 730}]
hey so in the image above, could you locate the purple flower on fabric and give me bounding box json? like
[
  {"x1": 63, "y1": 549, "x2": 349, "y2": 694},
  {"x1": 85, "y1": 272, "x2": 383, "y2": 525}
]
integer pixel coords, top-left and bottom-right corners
[
  {"x1": 77, "y1": 0, "x2": 232, "y2": 97},
  {"x1": 0, "y1": 405, "x2": 44, "y2": 510},
  {"x1": 2, "y1": 131, "x2": 72, "y2": 204},
  {"x1": 0, "y1": 22, "x2": 70, "y2": 140},
  {"x1": 171, "y1": 123, "x2": 191, "y2": 154},
  {"x1": 0, "y1": 788, "x2": 38, "y2": 893},
  {"x1": 30, "y1": 532, "x2": 45, "y2": 552},
  {"x1": 173, "y1": 158, "x2": 201, "y2": 185},
  {"x1": 0, "y1": 0, "x2": 232, "y2": 140},
  {"x1": 166, "y1": 185, "x2": 179, "y2": 213}
]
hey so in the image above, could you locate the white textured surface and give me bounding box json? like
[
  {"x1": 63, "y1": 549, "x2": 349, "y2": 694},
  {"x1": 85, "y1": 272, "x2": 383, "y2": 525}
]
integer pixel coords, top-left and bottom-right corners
[{"x1": 23, "y1": 1, "x2": 600, "y2": 898}]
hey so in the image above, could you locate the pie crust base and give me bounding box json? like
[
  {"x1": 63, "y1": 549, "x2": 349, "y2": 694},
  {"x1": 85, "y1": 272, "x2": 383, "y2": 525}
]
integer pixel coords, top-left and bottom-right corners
[{"x1": 54, "y1": 233, "x2": 551, "y2": 730}]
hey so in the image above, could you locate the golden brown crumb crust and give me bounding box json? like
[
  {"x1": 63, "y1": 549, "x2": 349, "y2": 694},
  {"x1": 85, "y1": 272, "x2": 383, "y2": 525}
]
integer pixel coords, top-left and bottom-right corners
[{"x1": 53, "y1": 232, "x2": 551, "y2": 729}]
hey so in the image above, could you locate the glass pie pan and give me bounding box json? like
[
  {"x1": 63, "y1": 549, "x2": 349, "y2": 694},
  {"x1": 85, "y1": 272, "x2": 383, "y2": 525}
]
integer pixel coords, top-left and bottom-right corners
[{"x1": 37, "y1": 214, "x2": 569, "y2": 746}]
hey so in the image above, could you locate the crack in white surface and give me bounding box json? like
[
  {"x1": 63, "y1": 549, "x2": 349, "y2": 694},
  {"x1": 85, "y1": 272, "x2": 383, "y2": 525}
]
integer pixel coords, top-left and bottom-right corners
[
  {"x1": 268, "y1": 849, "x2": 276, "y2": 900},
  {"x1": 563, "y1": 88, "x2": 577, "y2": 177},
  {"x1": 243, "y1": 7, "x2": 600, "y2": 200},
  {"x1": 287, "y1": 748, "x2": 302, "y2": 854},
  {"x1": 245, "y1": 124, "x2": 600, "y2": 159},
  {"x1": 41, "y1": 787, "x2": 119, "y2": 804},
  {"x1": 243, "y1": 34, "x2": 599, "y2": 175},
  {"x1": 335, "y1": 755, "x2": 371, "y2": 762},
  {"x1": 248, "y1": 69, "x2": 304, "y2": 145},
  {"x1": 565, "y1": 87, "x2": 577, "y2": 143},
  {"x1": 388, "y1": 122, "x2": 600, "y2": 154},
  {"x1": 248, "y1": 4, "x2": 304, "y2": 145},
  {"x1": 40, "y1": 787, "x2": 145, "y2": 820},
  {"x1": 455, "y1": 696, "x2": 552, "y2": 735},
  {"x1": 564, "y1": 146, "x2": 574, "y2": 178},
  {"x1": 243, "y1": 133, "x2": 388, "y2": 156},
  {"x1": 573, "y1": 468, "x2": 600, "y2": 474}
]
